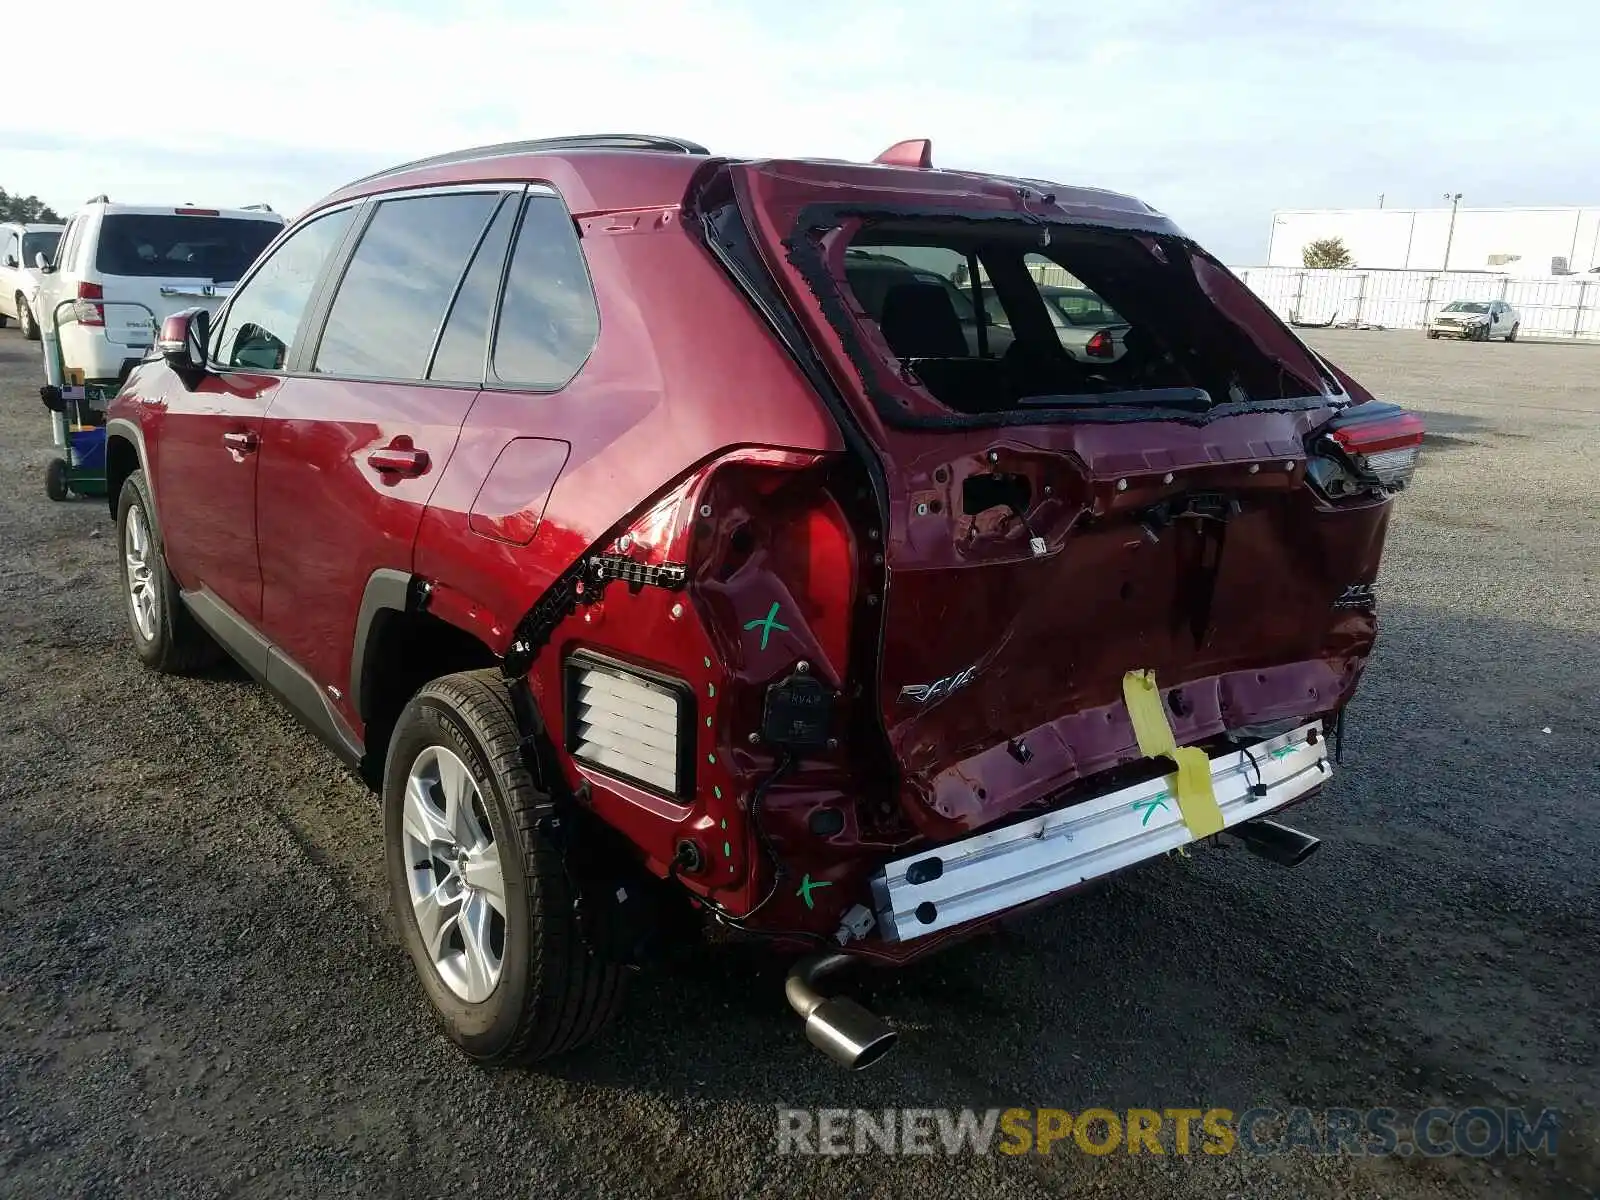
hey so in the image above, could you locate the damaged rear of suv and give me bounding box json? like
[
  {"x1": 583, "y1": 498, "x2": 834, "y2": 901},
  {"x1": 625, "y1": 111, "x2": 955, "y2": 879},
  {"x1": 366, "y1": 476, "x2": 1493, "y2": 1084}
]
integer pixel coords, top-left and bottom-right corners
[{"x1": 107, "y1": 134, "x2": 1420, "y2": 1073}]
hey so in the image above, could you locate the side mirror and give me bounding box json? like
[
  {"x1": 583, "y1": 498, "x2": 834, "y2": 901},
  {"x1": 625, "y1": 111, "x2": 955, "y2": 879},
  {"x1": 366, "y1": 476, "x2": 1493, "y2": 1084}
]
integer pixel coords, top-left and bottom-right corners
[
  {"x1": 2, "y1": 255, "x2": 16, "y2": 269},
  {"x1": 157, "y1": 307, "x2": 211, "y2": 378},
  {"x1": 34, "y1": 253, "x2": 53, "y2": 272}
]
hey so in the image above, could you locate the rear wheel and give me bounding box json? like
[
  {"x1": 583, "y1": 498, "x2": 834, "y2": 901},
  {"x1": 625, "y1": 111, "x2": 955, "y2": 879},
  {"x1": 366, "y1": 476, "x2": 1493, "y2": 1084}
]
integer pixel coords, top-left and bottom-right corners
[
  {"x1": 1506, "y1": 323, "x2": 1519, "y2": 343},
  {"x1": 384, "y1": 670, "x2": 627, "y2": 1063},
  {"x1": 17, "y1": 296, "x2": 40, "y2": 341},
  {"x1": 1426, "y1": 329, "x2": 1439, "y2": 339},
  {"x1": 115, "y1": 470, "x2": 221, "y2": 673},
  {"x1": 44, "y1": 458, "x2": 70, "y2": 501}
]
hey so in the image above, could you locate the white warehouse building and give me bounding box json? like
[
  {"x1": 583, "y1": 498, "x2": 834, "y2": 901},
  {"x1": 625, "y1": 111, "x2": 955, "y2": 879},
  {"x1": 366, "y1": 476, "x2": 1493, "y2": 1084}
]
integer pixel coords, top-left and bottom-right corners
[{"x1": 1266, "y1": 205, "x2": 1600, "y2": 276}]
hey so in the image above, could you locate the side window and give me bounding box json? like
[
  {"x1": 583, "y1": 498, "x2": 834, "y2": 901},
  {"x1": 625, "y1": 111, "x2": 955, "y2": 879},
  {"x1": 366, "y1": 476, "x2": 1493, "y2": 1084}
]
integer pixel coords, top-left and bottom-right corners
[
  {"x1": 428, "y1": 195, "x2": 518, "y2": 383},
  {"x1": 314, "y1": 191, "x2": 501, "y2": 380},
  {"x1": 210, "y1": 208, "x2": 355, "y2": 371},
  {"x1": 57, "y1": 220, "x2": 81, "y2": 271},
  {"x1": 490, "y1": 194, "x2": 600, "y2": 388}
]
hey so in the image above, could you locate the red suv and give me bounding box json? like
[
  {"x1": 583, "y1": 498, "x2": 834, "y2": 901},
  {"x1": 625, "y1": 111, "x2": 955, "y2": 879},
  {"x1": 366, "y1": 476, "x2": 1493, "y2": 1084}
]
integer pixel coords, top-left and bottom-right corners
[{"x1": 105, "y1": 134, "x2": 1422, "y2": 1070}]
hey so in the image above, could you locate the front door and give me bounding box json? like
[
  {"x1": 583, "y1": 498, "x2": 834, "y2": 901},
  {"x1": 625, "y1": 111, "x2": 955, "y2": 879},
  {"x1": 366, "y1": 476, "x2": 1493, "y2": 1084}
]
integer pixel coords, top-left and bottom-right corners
[
  {"x1": 255, "y1": 188, "x2": 516, "y2": 727},
  {"x1": 151, "y1": 205, "x2": 357, "y2": 624}
]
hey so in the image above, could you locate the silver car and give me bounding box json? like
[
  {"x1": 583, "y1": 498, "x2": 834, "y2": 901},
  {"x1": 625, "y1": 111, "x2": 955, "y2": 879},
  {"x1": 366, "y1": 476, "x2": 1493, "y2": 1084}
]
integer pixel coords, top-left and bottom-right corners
[
  {"x1": 985, "y1": 284, "x2": 1130, "y2": 362},
  {"x1": 1427, "y1": 299, "x2": 1521, "y2": 342}
]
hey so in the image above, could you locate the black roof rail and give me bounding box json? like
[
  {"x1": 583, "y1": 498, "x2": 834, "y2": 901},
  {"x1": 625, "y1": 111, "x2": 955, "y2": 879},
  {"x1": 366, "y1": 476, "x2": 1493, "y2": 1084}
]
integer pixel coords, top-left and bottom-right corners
[{"x1": 347, "y1": 134, "x2": 710, "y2": 188}]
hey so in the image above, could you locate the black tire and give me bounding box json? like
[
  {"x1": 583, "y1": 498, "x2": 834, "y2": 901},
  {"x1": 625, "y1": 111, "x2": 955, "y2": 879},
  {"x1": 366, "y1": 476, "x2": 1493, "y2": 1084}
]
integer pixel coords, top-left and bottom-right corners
[
  {"x1": 114, "y1": 469, "x2": 222, "y2": 673},
  {"x1": 45, "y1": 458, "x2": 70, "y2": 501},
  {"x1": 18, "y1": 296, "x2": 40, "y2": 341},
  {"x1": 0, "y1": 310, "x2": 8, "y2": 328},
  {"x1": 1426, "y1": 330, "x2": 1439, "y2": 339},
  {"x1": 1506, "y1": 323, "x2": 1519, "y2": 343},
  {"x1": 384, "y1": 669, "x2": 626, "y2": 1063}
]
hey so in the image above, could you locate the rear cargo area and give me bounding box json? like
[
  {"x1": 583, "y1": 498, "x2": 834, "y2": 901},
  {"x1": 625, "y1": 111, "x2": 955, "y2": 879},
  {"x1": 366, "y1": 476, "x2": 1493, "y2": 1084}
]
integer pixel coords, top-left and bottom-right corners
[{"x1": 708, "y1": 159, "x2": 1399, "y2": 841}]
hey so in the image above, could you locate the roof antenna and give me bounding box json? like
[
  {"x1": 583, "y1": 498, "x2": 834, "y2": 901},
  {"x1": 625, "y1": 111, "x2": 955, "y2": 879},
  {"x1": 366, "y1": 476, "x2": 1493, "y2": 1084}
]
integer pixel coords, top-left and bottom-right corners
[{"x1": 873, "y1": 139, "x2": 933, "y2": 169}]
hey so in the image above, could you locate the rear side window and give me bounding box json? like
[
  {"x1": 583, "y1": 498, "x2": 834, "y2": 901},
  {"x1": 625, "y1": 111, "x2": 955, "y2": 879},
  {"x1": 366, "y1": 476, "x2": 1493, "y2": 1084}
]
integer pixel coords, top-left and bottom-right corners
[
  {"x1": 490, "y1": 195, "x2": 599, "y2": 388},
  {"x1": 428, "y1": 196, "x2": 518, "y2": 384},
  {"x1": 58, "y1": 220, "x2": 83, "y2": 271},
  {"x1": 94, "y1": 214, "x2": 281, "y2": 282},
  {"x1": 211, "y1": 208, "x2": 354, "y2": 371},
  {"x1": 314, "y1": 192, "x2": 502, "y2": 380}
]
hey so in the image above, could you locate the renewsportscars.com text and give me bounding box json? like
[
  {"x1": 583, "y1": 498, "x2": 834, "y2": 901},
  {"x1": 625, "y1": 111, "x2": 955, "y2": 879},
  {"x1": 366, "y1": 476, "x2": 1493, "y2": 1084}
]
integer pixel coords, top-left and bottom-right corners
[{"x1": 775, "y1": 1106, "x2": 1562, "y2": 1158}]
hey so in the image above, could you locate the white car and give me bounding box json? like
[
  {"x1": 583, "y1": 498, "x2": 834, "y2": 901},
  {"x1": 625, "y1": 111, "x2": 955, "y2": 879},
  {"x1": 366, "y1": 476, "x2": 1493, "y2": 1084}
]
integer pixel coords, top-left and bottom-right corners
[
  {"x1": 0, "y1": 221, "x2": 64, "y2": 340},
  {"x1": 34, "y1": 198, "x2": 284, "y2": 382},
  {"x1": 1426, "y1": 299, "x2": 1521, "y2": 342}
]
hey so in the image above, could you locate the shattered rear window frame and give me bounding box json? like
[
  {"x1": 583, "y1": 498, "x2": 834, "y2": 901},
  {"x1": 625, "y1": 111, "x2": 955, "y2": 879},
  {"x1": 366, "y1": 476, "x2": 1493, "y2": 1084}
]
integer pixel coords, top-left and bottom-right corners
[{"x1": 780, "y1": 201, "x2": 1340, "y2": 430}]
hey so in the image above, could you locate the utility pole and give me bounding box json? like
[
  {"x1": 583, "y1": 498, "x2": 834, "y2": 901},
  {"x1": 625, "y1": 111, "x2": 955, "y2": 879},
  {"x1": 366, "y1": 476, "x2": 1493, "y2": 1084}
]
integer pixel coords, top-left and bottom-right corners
[
  {"x1": 1443, "y1": 192, "x2": 1463, "y2": 270},
  {"x1": 1378, "y1": 194, "x2": 1385, "y2": 209}
]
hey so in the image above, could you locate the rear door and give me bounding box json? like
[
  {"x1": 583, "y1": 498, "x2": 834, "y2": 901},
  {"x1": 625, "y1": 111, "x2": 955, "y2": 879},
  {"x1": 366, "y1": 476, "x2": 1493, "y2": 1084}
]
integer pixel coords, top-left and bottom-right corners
[
  {"x1": 254, "y1": 187, "x2": 517, "y2": 725},
  {"x1": 725, "y1": 160, "x2": 1392, "y2": 839}
]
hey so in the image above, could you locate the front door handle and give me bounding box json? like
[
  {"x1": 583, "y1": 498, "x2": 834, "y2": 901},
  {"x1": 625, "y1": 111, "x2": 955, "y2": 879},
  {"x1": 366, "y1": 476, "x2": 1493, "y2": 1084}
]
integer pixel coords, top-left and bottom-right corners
[
  {"x1": 367, "y1": 445, "x2": 430, "y2": 478},
  {"x1": 223, "y1": 430, "x2": 258, "y2": 456}
]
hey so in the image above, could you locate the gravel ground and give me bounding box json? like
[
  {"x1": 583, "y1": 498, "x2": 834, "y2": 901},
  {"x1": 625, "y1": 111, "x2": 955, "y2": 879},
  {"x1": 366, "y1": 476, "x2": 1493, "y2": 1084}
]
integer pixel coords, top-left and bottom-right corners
[{"x1": 0, "y1": 326, "x2": 1596, "y2": 1199}]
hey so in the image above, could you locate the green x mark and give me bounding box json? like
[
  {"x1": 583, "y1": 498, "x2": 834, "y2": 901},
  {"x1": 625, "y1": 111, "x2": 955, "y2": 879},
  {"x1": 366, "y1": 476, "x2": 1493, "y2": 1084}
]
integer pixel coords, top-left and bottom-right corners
[
  {"x1": 1133, "y1": 791, "x2": 1172, "y2": 826},
  {"x1": 796, "y1": 874, "x2": 832, "y2": 909},
  {"x1": 743, "y1": 601, "x2": 790, "y2": 651}
]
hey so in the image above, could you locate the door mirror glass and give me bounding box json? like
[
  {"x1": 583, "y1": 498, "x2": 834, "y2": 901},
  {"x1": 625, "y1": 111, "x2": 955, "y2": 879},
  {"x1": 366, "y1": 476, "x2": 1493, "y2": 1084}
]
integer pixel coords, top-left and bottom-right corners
[
  {"x1": 157, "y1": 307, "x2": 211, "y2": 376},
  {"x1": 34, "y1": 252, "x2": 52, "y2": 272}
]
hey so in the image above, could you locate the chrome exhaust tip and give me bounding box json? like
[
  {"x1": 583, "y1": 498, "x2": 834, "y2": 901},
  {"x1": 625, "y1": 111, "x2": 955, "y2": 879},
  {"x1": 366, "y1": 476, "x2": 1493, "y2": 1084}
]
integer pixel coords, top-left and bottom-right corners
[
  {"x1": 1234, "y1": 817, "x2": 1321, "y2": 867},
  {"x1": 784, "y1": 952, "x2": 897, "y2": 1070}
]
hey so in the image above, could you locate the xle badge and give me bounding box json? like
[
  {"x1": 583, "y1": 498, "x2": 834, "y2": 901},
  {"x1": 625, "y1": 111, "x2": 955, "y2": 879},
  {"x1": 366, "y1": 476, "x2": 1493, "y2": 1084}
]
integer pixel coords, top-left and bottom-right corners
[{"x1": 1333, "y1": 582, "x2": 1377, "y2": 611}]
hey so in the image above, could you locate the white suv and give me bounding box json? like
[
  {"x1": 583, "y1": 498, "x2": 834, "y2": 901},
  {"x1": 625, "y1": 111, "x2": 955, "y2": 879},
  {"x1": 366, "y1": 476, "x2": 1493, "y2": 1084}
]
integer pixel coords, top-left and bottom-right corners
[
  {"x1": 35, "y1": 198, "x2": 284, "y2": 382},
  {"x1": 0, "y1": 221, "x2": 64, "y2": 340}
]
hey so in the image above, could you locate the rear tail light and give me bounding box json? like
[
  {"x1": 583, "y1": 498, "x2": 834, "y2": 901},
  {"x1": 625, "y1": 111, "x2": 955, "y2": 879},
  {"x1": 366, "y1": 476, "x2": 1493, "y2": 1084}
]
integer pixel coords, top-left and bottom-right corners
[
  {"x1": 561, "y1": 448, "x2": 857, "y2": 800},
  {"x1": 1308, "y1": 402, "x2": 1425, "y2": 498},
  {"x1": 1085, "y1": 329, "x2": 1115, "y2": 358},
  {"x1": 565, "y1": 655, "x2": 693, "y2": 796},
  {"x1": 174, "y1": 207, "x2": 220, "y2": 216},
  {"x1": 74, "y1": 281, "x2": 104, "y2": 328}
]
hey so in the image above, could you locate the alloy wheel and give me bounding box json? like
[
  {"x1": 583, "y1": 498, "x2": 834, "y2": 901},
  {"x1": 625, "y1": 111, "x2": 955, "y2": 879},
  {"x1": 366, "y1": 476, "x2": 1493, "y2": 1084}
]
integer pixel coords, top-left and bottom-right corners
[
  {"x1": 402, "y1": 745, "x2": 507, "y2": 1002},
  {"x1": 124, "y1": 503, "x2": 158, "y2": 641}
]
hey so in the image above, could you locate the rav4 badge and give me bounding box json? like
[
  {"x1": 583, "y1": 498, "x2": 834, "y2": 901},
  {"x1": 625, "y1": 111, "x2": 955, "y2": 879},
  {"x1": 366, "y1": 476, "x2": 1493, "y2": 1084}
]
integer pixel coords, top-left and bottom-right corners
[{"x1": 899, "y1": 664, "x2": 979, "y2": 706}]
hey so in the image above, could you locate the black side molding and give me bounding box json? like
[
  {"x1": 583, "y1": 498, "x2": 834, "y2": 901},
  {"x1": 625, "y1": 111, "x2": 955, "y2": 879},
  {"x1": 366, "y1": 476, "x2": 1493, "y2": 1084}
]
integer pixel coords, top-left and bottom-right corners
[
  {"x1": 182, "y1": 588, "x2": 363, "y2": 768},
  {"x1": 349, "y1": 568, "x2": 416, "y2": 716}
]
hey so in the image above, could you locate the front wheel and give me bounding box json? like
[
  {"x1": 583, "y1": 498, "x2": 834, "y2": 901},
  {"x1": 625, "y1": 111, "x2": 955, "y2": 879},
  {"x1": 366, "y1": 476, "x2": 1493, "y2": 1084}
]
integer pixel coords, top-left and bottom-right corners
[
  {"x1": 18, "y1": 296, "x2": 40, "y2": 341},
  {"x1": 384, "y1": 670, "x2": 627, "y2": 1064},
  {"x1": 1426, "y1": 329, "x2": 1440, "y2": 339}
]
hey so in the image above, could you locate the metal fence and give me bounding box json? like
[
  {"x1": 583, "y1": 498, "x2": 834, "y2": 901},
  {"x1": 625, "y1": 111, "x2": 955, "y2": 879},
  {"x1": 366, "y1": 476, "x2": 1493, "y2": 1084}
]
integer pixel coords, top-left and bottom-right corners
[{"x1": 1233, "y1": 266, "x2": 1600, "y2": 341}]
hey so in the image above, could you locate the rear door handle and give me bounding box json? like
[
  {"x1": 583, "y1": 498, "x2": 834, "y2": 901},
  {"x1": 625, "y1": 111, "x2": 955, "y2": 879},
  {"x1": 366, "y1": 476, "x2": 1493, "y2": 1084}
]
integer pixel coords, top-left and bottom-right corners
[
  {"x1": 223, "y1": 431, "x2": 258, "y2": 455},
  {"x1": 367, "y1": 445, "x2": 430, "y2": 477}
]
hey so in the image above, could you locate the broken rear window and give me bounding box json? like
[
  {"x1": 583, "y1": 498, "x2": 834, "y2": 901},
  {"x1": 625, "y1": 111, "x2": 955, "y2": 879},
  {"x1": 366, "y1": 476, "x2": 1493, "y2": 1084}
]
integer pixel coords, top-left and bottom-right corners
[{"x1": 835, "y1": 219, "x2": 1327, "y2": 419}]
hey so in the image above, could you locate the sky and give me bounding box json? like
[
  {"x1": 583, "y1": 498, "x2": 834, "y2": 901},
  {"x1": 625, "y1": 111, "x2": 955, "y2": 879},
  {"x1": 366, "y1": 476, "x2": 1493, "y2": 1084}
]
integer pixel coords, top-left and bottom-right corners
[{"x1": 7, "y1": 0, "x2": 1595, "y2": 264}]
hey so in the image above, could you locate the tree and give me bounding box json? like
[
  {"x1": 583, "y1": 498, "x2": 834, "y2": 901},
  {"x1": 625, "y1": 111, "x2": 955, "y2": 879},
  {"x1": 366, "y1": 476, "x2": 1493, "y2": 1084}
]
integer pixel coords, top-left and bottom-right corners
[
  {"x1": 0, "y1": 187, "x2": 63, "y2": 223},
  {"x1": 1302, "y1": 237, "x2": 1354, "y2": 269}
]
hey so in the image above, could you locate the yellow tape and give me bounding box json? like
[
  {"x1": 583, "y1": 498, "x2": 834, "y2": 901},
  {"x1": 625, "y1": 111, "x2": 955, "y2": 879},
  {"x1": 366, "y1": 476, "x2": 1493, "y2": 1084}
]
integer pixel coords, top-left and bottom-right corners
[{"x1": 1122, "y1": 669, "x2": 1225, "y2": 838}]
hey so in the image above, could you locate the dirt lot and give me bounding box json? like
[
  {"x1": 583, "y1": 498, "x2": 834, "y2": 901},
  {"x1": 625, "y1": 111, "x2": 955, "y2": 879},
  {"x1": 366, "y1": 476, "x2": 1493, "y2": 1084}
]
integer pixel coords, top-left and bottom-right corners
[{"x1": 0, "y1": 327, "x2": 1596, "y2": 1199}]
